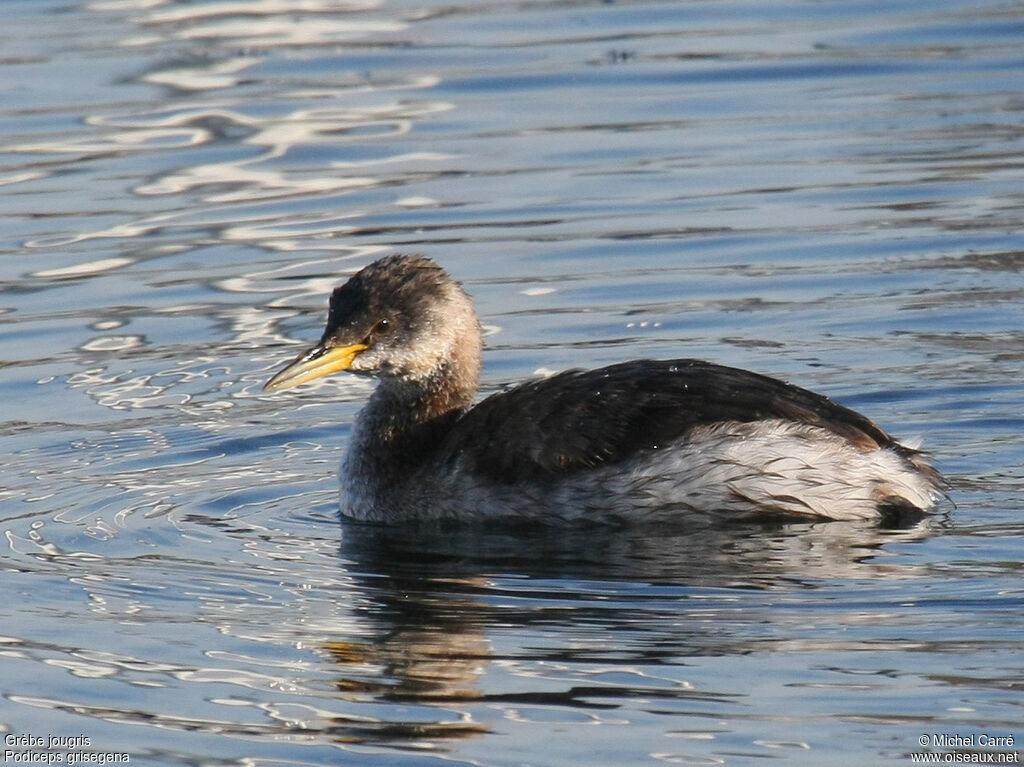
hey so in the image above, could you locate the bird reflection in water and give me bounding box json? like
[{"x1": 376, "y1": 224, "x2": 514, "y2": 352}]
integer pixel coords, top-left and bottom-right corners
[{"x1": 315, "y1": 517, "x2": 941, "y2": 749}]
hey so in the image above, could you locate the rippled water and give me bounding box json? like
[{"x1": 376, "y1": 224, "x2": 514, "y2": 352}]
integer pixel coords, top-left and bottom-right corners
[{"x1": 2, "y1": 0, "x2": 1023, "y2": 765}]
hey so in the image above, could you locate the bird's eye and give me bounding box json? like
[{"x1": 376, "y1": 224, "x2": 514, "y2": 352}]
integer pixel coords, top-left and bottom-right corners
[{"x1": 362, "y1": 318, "x2": 391, "y2": 346}]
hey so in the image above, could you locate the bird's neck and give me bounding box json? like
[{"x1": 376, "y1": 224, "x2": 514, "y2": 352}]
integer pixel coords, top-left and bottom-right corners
[
  {"x1": 382, "y1": 357, "x2": 477, "y2": 423},
  {"x1": 350, "y1": 356, "x2": 479, "y2": 471},
  {"x1": 342, "y1": 317, "x2": 482, "y2": 519}
]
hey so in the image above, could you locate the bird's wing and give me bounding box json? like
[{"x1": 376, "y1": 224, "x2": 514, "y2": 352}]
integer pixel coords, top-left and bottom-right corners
[{"x1": 439, "y1": 359, "x2": 897, "y2": 483}]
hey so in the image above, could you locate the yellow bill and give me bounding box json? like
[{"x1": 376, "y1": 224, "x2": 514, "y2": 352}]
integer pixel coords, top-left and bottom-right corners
[{"x1": 263, "y1": 342, "x2": 368, "y2": 392}]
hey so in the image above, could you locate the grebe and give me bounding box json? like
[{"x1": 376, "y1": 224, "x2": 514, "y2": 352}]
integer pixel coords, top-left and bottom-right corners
[{"x1": 263, "y1": 255, "x2": 944, "y2": 524}]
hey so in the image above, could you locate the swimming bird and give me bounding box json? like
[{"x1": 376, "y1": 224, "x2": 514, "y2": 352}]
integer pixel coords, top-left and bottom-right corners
[{"x1": 263, "y1": 255, "x2": 944, "y2": 525}]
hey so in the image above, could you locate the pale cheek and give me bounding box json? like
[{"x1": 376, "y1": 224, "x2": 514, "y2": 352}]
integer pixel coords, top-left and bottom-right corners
[
  {"x1": 350, "y1": 353, "x2": 382, "y2": 373},
  {"x1": 395, "y1": 331, "x2": 452, "y2": 375}
]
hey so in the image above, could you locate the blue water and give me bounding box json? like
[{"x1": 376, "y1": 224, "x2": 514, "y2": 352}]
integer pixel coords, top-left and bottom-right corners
[{"x1": 1, "y1": 0, "x2": 1022, "y2": 765}]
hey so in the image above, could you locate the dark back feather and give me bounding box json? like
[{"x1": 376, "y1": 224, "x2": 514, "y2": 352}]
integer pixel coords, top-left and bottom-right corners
[{"x1": 435, "y1": 359, "x2": 897, "y2": 483}]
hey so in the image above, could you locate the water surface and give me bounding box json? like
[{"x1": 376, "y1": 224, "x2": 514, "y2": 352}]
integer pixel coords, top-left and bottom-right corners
[{"x1": 2, "y1": 0, "x2": 1023, "y2": 765}]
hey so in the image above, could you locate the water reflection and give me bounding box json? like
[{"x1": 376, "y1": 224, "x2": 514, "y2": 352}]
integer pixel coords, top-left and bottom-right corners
[
  {"x1": 319, "y1": 518, "x2": 942, "y2": 747},
  {"x1": 139, "y1": 1, "x2": 401, "y2": 49},
  {"x1": 340, "y1": 516, "x2": 940, "y2": 585},
  {"x1": 16, "y1": 0, "x2": 449, "y2": 260}
]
